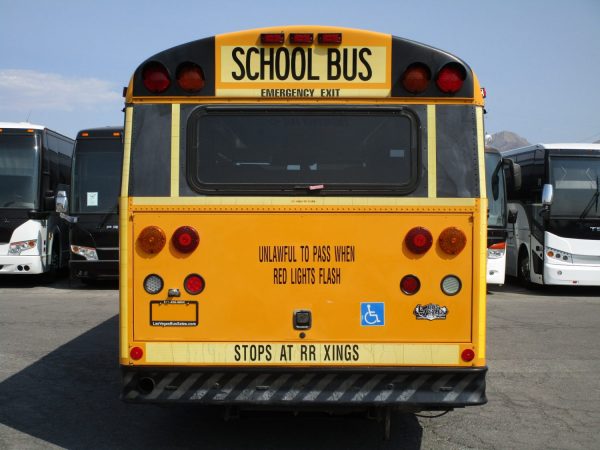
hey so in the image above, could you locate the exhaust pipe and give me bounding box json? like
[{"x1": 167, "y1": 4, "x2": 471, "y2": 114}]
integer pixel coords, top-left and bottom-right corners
[{"x1": 138, "y1": 377, "x2": 156, "y2": 394}]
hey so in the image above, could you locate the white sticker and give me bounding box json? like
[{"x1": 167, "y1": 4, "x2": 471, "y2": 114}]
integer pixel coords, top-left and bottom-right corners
[{"x1": 87, "y1": 192, "x2": 98, "y2": 206}]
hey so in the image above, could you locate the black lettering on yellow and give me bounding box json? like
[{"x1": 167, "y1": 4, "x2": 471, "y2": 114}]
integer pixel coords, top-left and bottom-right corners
[
  {"x1": 275, "y1": 48, "x2": 290, "y2": 80},
  {"x1": 273, "y1": 268, "x2": 287, "y2": 284},
  {"x1": 246, "y1": 47, "x2": 260, "y2": 80},
  {"x1": 231, "y1": 47, "x2": 245, "y2": 80},
  {"x1": 319, "y1": 267, "x2": 341, "y2": 284},
  {"x1": 342, "y1": 48, "x2": 358, "y2": 81},
  {"x1": 358, "y1": 48, "x2": 372, "y2": 81},
  {"x1": 234, "y1": 344, "x2": 241, "y2": 361},
  {"x1": 260, "y1": 47, "x2": 274, "y2": 80},
  {"x1": 307, "y1": 48, "x2": 319, "y2": 80},
  {"x1": 327, "y1": 48, "x2": 341, "y2": 80},
  {"x1": 291, "y1": 47, "x2": 305, "y2": 81},
  {"x1": 334, "y1": 245, "x2": 355, "y2": 262}
]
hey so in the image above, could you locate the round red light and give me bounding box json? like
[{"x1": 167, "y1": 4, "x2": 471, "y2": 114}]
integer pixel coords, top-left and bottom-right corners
[
  {"x1": 142, "y1": 61, "x2": 171, "y2": 93},
  {"x1": 401, "y1": 63, "x2": 431, "y2": 94},
  {"x1": 405, "y1": 227, "x2": 433, "y2": 254},
  {"x1": 172, "y1": 226, "x2": 199, "y2": 253},
  {"x1": 436, "y1": 63, "x2": 466, "y2": 94},
  {"x1": 130, "y1": 346, "x2": 144, "y2": 360},
  {"x1": 461, "y1": 348, "x2": 475, "y2": 362},
  {"x1": 400, "y1": 275, "x2": 421, "y2": 295},
  {"x1": 176, "y1": 62, "x2": 205, "y2": 92},
  {"x1": 184, "y1": 274, "x2": 205, "y2": 295}
]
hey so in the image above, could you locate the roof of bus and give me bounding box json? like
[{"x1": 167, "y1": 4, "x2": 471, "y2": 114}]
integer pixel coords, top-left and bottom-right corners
[
  {"x1": 76, "y1": 126, "x2": 124, "y2": 139},
  {"x1": 0, "y1": 122, "x2": 45, "y2": 130},
  {"x1": 502, "y1": 143, "x2": 600, "y2": 156}
]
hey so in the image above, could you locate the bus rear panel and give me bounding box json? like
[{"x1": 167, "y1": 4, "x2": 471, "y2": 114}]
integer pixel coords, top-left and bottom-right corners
[{"x1": 120, "y1": 27, "x2": 488, "y2": 411}]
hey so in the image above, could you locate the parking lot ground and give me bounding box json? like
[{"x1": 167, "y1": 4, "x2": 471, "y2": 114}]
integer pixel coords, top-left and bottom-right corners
[{"x1": 1, "y1": 276, "x2": 599, "y2": 449}]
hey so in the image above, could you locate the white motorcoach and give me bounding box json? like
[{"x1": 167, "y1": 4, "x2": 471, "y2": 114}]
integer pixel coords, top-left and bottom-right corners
[
  {"x1": 0, "y1": 122, "x2": 73, "y2": 275},
  {"x1": 503, "y1": 143, "x2": 600, "y2": 286}
]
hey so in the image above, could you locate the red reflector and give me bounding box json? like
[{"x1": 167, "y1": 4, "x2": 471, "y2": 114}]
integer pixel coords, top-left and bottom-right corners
[
  {"x1": 176, "y1": 62, "x2": 205, "y2": 92},
  {"x1": 436, "y1": 63, "x2": 466, "y2": 94},
  {"x1": 438, "y1": 227, "x2": 467, "y2": 255},
  {"x1": 489, "y1": 241, "x2": 506, "y2": 250},
  {"x1": 318, "y1": 33, "x2": 342, "y2": 44},
  {"x1": 461, "y1": 349, "x2": 475, "y2": 362},
  {"x1": 400, "y1": 275, "x2": 421, "y2": 295},
  {"x1": 405, "y1": 227, "x2": 433, "y2": 254},
  {"x1": 184, "y1": 274, "x2": 205, "y2": 295},
  {"x1": 289, "y1": 33, "x2": 313, "y2": 44},
  {"x1": 401, "y1": 63, "x2": 431, "y2": 94},
  {"x1": 130, "y1": 346, "x2": 143, "y2": 360},
  {"x1": 260, "y1": 33, "x2": 284, "y2": 44},
  {"x1": 172, "y1": 226, "x2": 199, "y2": 253},
  {"x1": 142, "y1": 61, "x2": 171, "y2": 94}
]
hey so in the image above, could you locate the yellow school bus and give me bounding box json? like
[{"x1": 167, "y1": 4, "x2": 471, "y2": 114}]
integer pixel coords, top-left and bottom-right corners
[{"x1": 120, "y1": 26, "x2": 487, "y2": 419}]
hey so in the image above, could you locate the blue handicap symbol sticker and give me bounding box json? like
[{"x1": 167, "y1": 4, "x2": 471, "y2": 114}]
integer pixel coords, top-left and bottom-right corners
[{"x1": 361, "y1": 302, "x2": 384, "y2": 326}]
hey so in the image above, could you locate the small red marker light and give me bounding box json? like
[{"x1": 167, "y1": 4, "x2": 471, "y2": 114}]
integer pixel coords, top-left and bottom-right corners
[
  {"x1": 461, "y1": 349, "x2": 475, "y2": 362},
  {"x1": 289, "y1": 33, "x2": 313, "y2": 44},
  {"x1": 184, "y1": 274, "x2": 205, "y2": 295},
  {"x1": 130, "y1": 346, "x2": 144, "y2": 360},
  {"x1": 400, "y1": 275, "x2": 421, "y2": 295},
  {"x1": 260, "y1": 33, "x2": 285, "y2": 44},
  {"x1": 318, "y1": 33, "x2": 342, "y2": 44}
]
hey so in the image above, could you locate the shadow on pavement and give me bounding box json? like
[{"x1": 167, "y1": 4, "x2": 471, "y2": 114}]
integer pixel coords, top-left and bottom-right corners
[
  {"x1": 0, "y1": 273, "x2": 118, "y2": 291},
  {"x1": 487, "y1": 277, "x2": 599, "y2": 297},
  {"x1": 0, "y1": 316, "x2": 423, "y2": 449}
]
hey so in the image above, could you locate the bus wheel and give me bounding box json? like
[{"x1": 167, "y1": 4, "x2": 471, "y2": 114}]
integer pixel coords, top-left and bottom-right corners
[{"x1": 518, "y1": 248, "x2": 531, "y2": 285}]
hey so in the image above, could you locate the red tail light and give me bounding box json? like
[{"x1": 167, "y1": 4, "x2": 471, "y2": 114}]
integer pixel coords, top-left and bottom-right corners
[
  {"x1": 172, "y1": 226, "x2": 199, "y2": 253},
  {"x1": 260, "y1": 33, "x2": 284, "y2": 44},
  {"x1": 405, "y1": 227, "x2": 433, "y2": 254},
  {"x1": 439, "y1": 227, "x2": 467, "y2": 255},
  {"x1": 436, "y1": 63, "x2": 466, "y2": 94},
  {"x1": 401, "y1": 63, "x2": 431, "y2": 94},
  {"x1": 176, "y1": 62, "x2": 205, "y2": 92},
  {"x1": 138, "y1": 226, "x2": 166, "y2": 254},
  {"x1": 184, "y1": 274, "x2": 205, "y2": 295},
  {"x1": 400, "y1": 275, "x2": 421, "y2": 295},
  {"x1": 142, "y1": 62, "x2": 171, "y2": 93}
]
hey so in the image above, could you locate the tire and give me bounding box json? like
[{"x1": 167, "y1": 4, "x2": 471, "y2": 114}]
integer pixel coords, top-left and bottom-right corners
[{"x1": 518, "y1": 248, "x2": 531, "y2": 285}]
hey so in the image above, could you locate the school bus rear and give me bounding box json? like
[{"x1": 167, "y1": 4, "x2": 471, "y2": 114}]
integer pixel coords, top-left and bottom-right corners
[{"x1": 120, "y1": 26, "x2": 487, "y2": 410}]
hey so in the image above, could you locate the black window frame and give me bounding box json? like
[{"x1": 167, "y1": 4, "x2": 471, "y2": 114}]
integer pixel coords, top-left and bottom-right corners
[{"x1": 185, "y1": 105, "x2": 421, "y2": 196}]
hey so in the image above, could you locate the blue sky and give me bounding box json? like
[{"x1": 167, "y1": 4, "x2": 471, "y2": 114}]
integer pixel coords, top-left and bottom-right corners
[{"x1": 1, "y1": 0, "x2": 599, "y2": 143}]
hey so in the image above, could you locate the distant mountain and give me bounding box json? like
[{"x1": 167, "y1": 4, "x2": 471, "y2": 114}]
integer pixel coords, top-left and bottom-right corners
[
  {"x1": 595, "y1": 139, "x2": 600, "y2": 144},
  {"x1": 488, "y1": 131, "x2": 531, "y2": 152}
]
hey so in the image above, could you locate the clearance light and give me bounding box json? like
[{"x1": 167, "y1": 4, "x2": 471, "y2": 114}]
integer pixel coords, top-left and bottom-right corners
[
  {"x1": 172, "y1": 226, "x2": 200, "y2": 253},
  {"x1": 436, "y1": 63, "x2": 466, "y2": 94},
  {"x1": 318, "y1": 33, "x2": 342, "y2": 44},
  {"x1": 81, "y1": 132, "x2": 89, "y2": 137},
  {"x1": 400, "y1": 275, "x2": 421, "y2": 295},
  {"x1": 176, "y1": 62, "x2": 205, "y2": 92},
  {"x1": 289, "y1": 33, "x2": 314, "y2": 44},
  {"x1": 130, "y1": 347, "x2": 144, "y2": 360},
  {"x1": 405, "y1": 227, "x2": 433, "y2": 254},
  {"x1": 112, "y1": 132, "x2": 121, "y2": 137},
  {"x1": 144, "y1": 274, "x2": 164, "y2": 294},
  {"x1": 184, "y1": 274, "x2": 205, "y2": 295},
  {"x1": 461, "y1": 348, "x2": 475, "y2": 362},
  {"x1": 138, "y1": 226, "x2": 166, "y2": 254},
  {"x1": 441, "y1": 275, "x2": 462, "y2": 296},
  {"x1": 488, "y1": 242, "x2": 506, "y2": 259},
  {"x1": 401, "y1": 63, "x2": 431, "y2": 94},
  {"x1": 439, "y1": 227, "x2": 467, "y2": 255},
  {"x1": 142, "y1": 61, "x2": 171, "y2": 93},
  {"x1": 260, "y1": 33, "x2": 285, "y2": 44}
]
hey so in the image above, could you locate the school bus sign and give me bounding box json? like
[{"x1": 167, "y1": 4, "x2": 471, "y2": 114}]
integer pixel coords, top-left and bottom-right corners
[{"x1": 216, "y1": 27, "x2": 390, "y2": 97}]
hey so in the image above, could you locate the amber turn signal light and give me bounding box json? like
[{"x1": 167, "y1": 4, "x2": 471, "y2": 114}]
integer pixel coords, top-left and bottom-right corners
[{"x1": 138, "y1": 226, "x2": 167, "y2": 254}]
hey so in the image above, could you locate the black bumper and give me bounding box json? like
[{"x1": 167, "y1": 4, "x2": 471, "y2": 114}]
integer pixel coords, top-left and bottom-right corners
[
  {"x1": 70, "y1": 260, "x2": 118, "y2": 280},
  {"x1": 121, "y1": 367, "x2": 487, "y2": 409}
]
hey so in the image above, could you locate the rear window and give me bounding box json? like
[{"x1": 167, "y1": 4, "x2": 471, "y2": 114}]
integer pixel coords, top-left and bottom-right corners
[{"x1": 187, "y1": 106, "x2": 419, "y2": 195}]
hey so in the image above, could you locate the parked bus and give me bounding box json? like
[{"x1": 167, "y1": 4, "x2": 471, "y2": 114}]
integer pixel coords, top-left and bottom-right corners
[
  {"x1": 119, "y1": 26, "x2": 488, "y2": 429},
  {"x1": 503, "y1": 143, "x2": 600, "y2": 286},
  {"x1": 0, "y1": 122, "x2": 73, "y2": 275},
  {"x1": 59, "y1": 127, "x2": 123, "y2": 282}
]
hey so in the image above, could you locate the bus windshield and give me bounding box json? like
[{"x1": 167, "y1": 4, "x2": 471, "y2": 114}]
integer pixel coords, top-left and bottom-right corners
[
  {"x1": 0, "y1": 134, "x2": 39, "y2": 209},
  {"x1": 485, "y1": 151, "x2": 506, "y2": 227},
  {"x1": 72, "y1": 139, "x2": 122, "y2": 213},
  {"x1": 550, "y1": 156, "x2": 600, "y2": 219},
  {"x1": 188, "y1": 107, "x2": 418, "y2": 194}
]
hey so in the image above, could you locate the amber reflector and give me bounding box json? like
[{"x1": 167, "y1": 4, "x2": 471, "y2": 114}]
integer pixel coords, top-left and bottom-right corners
[
  {"x1": 438, "y1": 227, "x2": 467, "y2": 255},
  {"x1": 138, "y1": 226, "x2": 166, "y2": 254}
]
